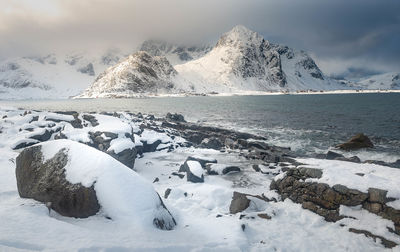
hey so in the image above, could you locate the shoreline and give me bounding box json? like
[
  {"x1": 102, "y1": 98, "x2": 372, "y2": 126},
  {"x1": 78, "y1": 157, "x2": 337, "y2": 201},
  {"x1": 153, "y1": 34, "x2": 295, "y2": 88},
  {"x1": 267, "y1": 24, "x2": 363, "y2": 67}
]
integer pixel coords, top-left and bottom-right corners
[
  {"x1": 74, "y1": 89, "x2": 400, "y2": 99},
  {"x1": 0, "y1": 89, "x2": 399, "y2": 102}
]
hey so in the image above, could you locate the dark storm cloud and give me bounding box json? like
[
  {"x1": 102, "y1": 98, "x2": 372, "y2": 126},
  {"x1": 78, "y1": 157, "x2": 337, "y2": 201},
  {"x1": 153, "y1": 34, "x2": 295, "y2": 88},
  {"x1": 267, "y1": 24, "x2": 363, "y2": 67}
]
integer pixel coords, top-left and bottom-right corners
[{"x1": 0, "y1": 0, "x2": 399, "y2": 76}]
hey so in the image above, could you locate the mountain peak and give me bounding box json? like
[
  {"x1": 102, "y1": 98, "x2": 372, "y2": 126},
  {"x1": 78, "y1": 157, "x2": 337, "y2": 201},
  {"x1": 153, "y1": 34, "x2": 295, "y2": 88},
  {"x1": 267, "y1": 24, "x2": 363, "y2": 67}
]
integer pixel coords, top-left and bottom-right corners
[{"x1": 216, "y1": 25, "x2": 264, "y2": 48}]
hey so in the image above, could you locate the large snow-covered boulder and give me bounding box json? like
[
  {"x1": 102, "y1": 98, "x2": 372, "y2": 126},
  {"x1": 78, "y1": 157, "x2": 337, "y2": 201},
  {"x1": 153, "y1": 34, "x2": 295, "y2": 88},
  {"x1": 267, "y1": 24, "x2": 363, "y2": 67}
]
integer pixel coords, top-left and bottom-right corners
[{"x1": 15, "y1": 139, "x2": 176, "y2": 230}]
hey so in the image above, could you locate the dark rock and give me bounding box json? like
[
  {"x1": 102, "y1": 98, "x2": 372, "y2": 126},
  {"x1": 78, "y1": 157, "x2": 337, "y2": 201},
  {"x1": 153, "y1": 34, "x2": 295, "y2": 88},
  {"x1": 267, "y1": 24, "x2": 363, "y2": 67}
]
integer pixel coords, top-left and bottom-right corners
[
  {"x1": 247, "y1": 141, "x2": 269, "y2": 150},
  {"x1": 348, "y1": 228, "x2": 397, "y2": 248},
  {"x1": 107, "y1": 148, "x2": 136, "y2": 169},
  {"x1": 12, "y1": 140, "x2": 38, "y2": 150},
  {"x1": 153, "y1": 177, "x2": 159, "y2": 183},
  {"x1": 337, "y1": 133, "x2": 374, "y2": 151},
  {"x1": 15, "y1": 145, "x2": 100, "y2": 218},
  {"x1": 142, "y1": 140, "x2": 162, "y2": 153},
  {"x1": 298, "y1": 167, "x2": 323, "y2": 179},
  {"x1": 229, "y1": 192, "x2": 250, "y2": 214},
  {"x1": 271, "y1": 168, "x2": 369, "y2": 222},
  {"x1": 200, "y1": 137, "x2": 223, "y2": 150},
  {"x1": 82, "y1": 114, "x2": 99, "y2": 127},
  {"x1": 368, "y1": 188, "x2": 388, "y2": 204},
  {"x1": 334, "y1": 156, "x2": 361, "y2": 163},
  {"x1": 257, "y1": 213, "x2": 272, "y2": 220},
  {"x1": 29, "y1": 129, "x2": 52, "y2": 142},
  {"x1": 166, "y1": 113, "x2": 186, "y2": 122},
  {"x1": 224, "y1": 138, "x2": 237, "y2": 149},
  {"x1": 179, "y1": 160, "x2": 204, "y2": 183},
  {"x1": 171, "y1": 172, "x2": 185, "y2": 179},
  {"x1": 145, "y1": 114, "x2": 155, "y2": 120},
  {"x1": 252, "y1": 164, "x2": 261, "y2": 172},
  {"x1": 29, "y1": 116, "x2": 39, "y2": 123},
  {"x1": 164, "y1": 188, "x2": 172, "y2": 199},
  {"x1": 326, "y1": 151, "x2": 344, "y2": 160}
]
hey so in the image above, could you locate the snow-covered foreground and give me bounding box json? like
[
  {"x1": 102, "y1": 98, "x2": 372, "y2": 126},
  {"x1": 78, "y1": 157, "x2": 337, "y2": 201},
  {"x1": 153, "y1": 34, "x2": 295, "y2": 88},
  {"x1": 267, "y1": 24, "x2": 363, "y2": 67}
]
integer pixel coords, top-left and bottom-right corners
[{"x1": 0, "y1": 107, "x2": 399, "y2": 251}]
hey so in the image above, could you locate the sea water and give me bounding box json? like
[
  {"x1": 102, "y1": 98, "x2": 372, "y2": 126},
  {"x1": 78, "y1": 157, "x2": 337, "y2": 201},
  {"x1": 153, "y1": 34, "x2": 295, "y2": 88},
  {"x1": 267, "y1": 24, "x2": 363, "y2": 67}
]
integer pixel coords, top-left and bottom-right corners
[{"x1": 1, "y1": 93, "x2": 399, "y2": 162}]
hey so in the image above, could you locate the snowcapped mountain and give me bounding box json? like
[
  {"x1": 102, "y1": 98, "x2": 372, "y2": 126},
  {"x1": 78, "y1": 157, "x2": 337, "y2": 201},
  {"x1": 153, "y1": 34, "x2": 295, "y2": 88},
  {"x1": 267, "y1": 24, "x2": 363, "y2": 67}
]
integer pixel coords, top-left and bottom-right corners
[
  {"x1": 0, "y1": 49, "x2": 126, "y2": 99},
  {"x1": 352, "y1": 72, "x2": 400, "y2": 90},
  {"x1": 80, "y1": 25, "x2": 348, "y2": 97},
  {"x1": 175, "y1": 25, "x2": 345, "y2": 93},
  {"x1": 78, "y1": 51, "x2": 179, "y2": 98},
  {"x1": 139, "y1": 40, "x2": 212, "y2": 65},
  {"x1": 3, "y1": 25, "x2": 398, "y2": 100}
]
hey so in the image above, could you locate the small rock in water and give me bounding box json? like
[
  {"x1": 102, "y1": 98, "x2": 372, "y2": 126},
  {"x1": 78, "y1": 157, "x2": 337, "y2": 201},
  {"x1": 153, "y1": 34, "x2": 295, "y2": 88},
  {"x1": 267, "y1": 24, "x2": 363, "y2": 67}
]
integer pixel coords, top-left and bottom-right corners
[{"x1": 336, "y1": 133, "x2": 373, "y2": 151}]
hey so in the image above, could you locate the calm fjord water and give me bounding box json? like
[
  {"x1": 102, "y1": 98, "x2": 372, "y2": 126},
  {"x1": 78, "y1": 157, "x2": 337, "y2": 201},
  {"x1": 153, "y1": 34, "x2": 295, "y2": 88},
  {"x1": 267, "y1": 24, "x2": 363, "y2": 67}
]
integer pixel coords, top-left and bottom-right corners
[{"x1": 2, "y1": 93, "x2": 400, "y2": 162}]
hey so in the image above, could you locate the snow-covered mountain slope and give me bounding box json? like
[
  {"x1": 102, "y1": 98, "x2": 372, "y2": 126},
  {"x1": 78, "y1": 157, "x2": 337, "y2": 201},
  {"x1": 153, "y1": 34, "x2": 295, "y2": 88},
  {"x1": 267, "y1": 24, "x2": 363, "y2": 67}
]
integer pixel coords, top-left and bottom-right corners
[
  {"x1": 353, "y1": 72, "x2": 400, "y2": 90},
  {"x1": 139, "y1": 40, "x2": 211, "y2": 65},
  {"x1": 0, "y1": 49, "x2": 126, "y2": 99},
  {"x1": 78, "y1": 51, "x2": 180, "y2": 98},
  {"x1": 175, "y1": 25, "x2": 346, "y2": 93},
  {"x1": 80, "y1": 26, "x2": 349, "y2": 98}
]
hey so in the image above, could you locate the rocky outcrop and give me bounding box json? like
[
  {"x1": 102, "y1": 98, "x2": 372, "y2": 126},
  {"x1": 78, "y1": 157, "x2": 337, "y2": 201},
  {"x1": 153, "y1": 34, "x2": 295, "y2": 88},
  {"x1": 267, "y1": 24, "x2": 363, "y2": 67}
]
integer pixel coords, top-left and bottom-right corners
[
  {"x1": 16, "y1": 145, "x2": 100, "y2": 218},
  {"x1": 337, "y1": 133, "x2": 374, "y2": 151},
  {"x1": 165, "y1": 113, "x2": 186, "y2": 122},
  {"x1": 271, "y1": 168, "x2": 400, "y2": 235}
]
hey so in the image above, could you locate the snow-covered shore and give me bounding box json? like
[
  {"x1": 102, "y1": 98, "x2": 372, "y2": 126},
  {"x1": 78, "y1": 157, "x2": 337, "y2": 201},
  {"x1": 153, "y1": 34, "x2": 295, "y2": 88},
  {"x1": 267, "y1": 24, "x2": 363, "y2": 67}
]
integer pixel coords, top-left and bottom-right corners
[{"x1": 0, "y1": 107, "x2": 399, "y2": 251}]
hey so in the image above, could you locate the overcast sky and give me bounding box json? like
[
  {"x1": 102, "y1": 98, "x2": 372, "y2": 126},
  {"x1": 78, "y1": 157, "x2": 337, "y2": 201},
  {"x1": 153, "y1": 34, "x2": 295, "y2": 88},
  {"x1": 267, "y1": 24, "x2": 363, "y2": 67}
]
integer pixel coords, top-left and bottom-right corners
[{"x1": 0, "y1": 0, "x2": 399, "y2": 77}]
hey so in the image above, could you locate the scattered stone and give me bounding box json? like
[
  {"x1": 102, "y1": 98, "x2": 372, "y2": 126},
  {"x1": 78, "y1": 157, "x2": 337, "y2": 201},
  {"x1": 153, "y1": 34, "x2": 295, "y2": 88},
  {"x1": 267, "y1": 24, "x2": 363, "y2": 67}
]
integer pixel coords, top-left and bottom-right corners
[
  {"x1": 106, "y1": 148, "x2": 136, "y2": 169},
  {"x1": 337, "y1": 133, "x2": 374, "y2": 151},
  {"x1": 200, "y1": 137, "x2": 224, "y2": 150},
  {"x1": 348, "y1": 228, "x2": 397, "y2": 248},
  {"x1": 171, "y1": 172, "x2": 185, "y2": 179},
  {"x1": 257, "y1": 213, "x2": 272, "y2": 220},
  {"x1": 29, "y1": 116, "x2": 39, "y2": 123},
  {"x1": 252, "y1": 164, "x2": 261, "y2": 172},
  {"x1": 229, "y1": 192, "x2": 250, "y2": 214},
  {"x1": 183, "y1": 160, "x2": 204, "y2": 183},
  {"x1": 164, "y1": 188, "x2": 172, "y2": 199},
  {"x1": 326, "y1": 151, "x2": 344, "y2": 160},
  {"x1": 29, "y1": 129, "x2": 52, "y2": 142},
  {"x1": 206, "y1": 163, "x2": 241, "y2": 175},
  {"x1": 368, "y1": 188, "x2": 388, "y2": 204},
  {"x1": 82, "y1": 114, "x2": 99, "y2": 127},
  {"x1": 142, "y1": 140, "x2": 162, "y2": 153}
]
